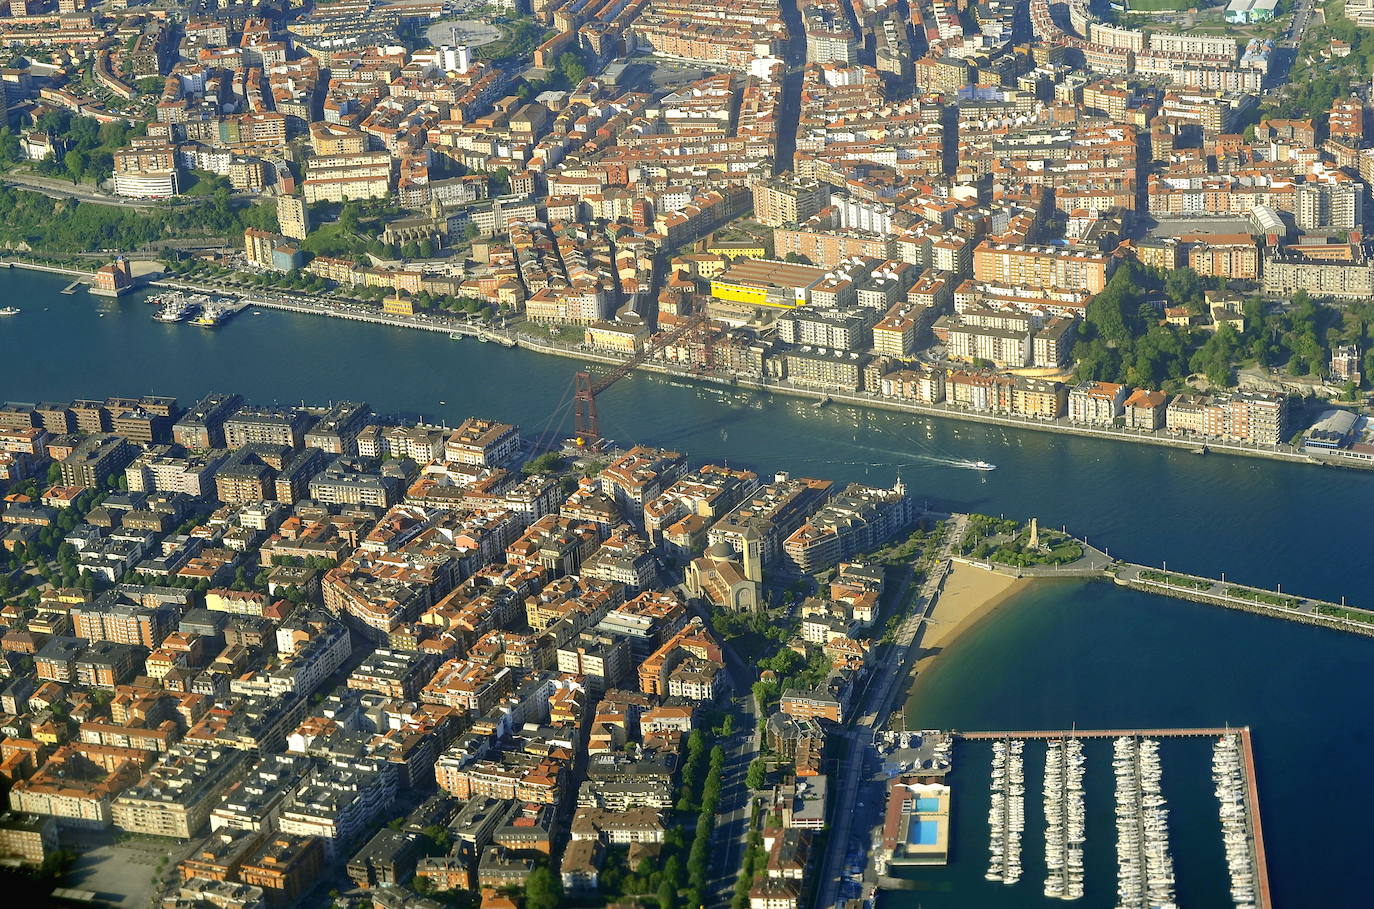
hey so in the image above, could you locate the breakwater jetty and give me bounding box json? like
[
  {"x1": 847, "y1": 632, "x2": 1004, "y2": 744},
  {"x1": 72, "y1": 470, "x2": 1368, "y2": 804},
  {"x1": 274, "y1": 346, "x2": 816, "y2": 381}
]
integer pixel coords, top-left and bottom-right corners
[
  {"x1": 963, "y1": 529, "x2": 1374, "y2": 637},
  {"x1": 1113, "y1": 562, "x2": 1374, "y2": 636}
]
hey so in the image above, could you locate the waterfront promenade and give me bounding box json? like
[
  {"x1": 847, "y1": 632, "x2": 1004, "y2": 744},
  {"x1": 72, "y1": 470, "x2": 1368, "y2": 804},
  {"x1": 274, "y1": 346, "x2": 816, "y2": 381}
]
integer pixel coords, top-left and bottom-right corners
[
  {"x1": 813, "y1": 514, "x2": 968, "y2": 909},
  {"x1": 172, "y1": 286, "x2": 1373, "y2": 472},
  {"x1": 1112, "y1": 562, "x2": 1374, "y2": 635},
  {"x1": 9, "y1": 259, "x2": 1363, "y2": 475}
]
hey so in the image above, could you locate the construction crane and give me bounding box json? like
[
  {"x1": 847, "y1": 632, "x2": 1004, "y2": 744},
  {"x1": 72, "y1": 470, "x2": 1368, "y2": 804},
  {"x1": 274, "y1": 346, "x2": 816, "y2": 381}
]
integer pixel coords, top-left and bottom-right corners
[{"x1": 573, "y1": 311, "x2": 709, "y2": 445}]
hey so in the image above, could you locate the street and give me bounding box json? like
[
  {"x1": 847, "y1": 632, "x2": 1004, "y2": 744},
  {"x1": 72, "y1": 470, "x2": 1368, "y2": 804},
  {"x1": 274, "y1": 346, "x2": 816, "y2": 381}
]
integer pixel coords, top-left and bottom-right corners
[
  {"x1": 2, "y1": 172, "x2": 160, "y2": 210},
  {"x1": 812, "y1": 514, "x2": 967, "y2": 909},
  {"x1": 697, "y1": 593, "x2": 761, "y2": 908}
]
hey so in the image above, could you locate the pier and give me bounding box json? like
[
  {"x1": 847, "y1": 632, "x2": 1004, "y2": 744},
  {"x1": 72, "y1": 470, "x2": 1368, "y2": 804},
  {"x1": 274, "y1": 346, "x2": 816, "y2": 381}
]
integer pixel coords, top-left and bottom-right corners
[
  {"x1": 1042, "y1": 738, "x2": 1085, "y2": 900},
  {"x1": 1238, "y1": 727, "x2": 1273, "y2": 909},
  {"x1": 985, "y1": 739, "x2": 1024, "y2": 884},
  {"x1": 960, "y1": 727, "x2": 1239, "y2": 740},
  {"x1": 60, "y1": 279, "x2": 82, "y2": 294}
]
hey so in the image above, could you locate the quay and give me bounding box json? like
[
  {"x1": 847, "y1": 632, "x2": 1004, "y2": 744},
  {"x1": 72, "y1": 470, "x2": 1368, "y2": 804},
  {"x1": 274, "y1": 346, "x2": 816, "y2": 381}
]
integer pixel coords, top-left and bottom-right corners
[
  {"x1": 956, "y1": 727, "x2": 1272, "y2": 909},
  {"x1": 11, "y1": 258, "x2": 1364, "y2": 475},
  {"x1": 153, "y1": 282, "x2": 517, "y2": 346}
]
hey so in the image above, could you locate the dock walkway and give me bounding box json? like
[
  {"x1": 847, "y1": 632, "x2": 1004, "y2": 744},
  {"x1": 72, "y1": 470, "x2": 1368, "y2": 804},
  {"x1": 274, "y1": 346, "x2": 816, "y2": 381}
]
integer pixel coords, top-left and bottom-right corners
[{"x1": 959, "y1": 727, "x2": 1237, "y2": 740}]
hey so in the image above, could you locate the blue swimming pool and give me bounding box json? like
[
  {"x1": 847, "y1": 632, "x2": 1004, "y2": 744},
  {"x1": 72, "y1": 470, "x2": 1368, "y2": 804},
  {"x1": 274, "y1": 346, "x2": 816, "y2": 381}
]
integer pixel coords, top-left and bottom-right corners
[
  {"x1": 915, "y1": 797, "x2": 941, "y2": 812},
  {"x1": 908, "y1": 818, "x2": 940, "y2": 846}
]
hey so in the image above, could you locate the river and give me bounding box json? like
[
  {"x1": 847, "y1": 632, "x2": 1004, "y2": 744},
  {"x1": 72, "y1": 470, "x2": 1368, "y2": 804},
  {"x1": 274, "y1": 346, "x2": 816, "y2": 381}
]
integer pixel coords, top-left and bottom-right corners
[{"x1": 2, "y1": 269, "x2": 1371, "y2": 903}]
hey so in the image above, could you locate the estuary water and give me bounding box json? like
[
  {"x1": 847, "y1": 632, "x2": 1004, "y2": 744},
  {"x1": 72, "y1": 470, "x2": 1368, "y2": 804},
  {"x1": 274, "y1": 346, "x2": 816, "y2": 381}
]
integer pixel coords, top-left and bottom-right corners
[{"x1": 2, "y1": 269, "x2": 1372, "y2": 903}]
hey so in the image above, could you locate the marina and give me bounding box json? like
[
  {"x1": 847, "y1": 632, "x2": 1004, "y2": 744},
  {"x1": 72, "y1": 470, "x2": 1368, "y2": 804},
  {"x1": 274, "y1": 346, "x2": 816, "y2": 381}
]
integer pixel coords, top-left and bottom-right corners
[
  {"x1": 1112, "y1": 736, "x2": 1176, "y2": 909},
  {"x1": 1214, "y1": 733, "x2": 1260, "y2": 908},
  {"x1": 1042, "y1": 737, "x2": 1085, "y2": 900},
  {"x1": 892, "y1": 729, "x2": 1274, "y2": 908},
  {"x1": 190, "y1": 295, "x2": 250, "y2": 327},
  {"x1": 146, "y1": 290, "x2": 248, "y2": 327},
  {"x1": 985, "y1": 738, "x2": 1025, "y2": 885},
  {"x1": 153, "y1": 294, "x2": 199, "y2": 323}
]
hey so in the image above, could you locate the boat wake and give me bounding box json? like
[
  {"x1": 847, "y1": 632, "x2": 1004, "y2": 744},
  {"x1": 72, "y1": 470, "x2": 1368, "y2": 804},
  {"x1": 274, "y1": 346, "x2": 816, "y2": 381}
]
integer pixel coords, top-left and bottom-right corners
[
  {"x1": 917, "y1": 455, "x2": 997, "y2": 471},
  {"x1": 827, "y1": 437, "x2": 996, "y2": 472}
]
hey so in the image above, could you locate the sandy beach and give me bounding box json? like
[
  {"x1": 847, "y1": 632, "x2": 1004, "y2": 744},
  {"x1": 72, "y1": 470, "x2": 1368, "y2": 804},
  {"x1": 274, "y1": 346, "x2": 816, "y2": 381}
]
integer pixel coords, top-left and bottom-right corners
[{"x1": 915, "y1": 561, "x2": 1030, "y2": 664}]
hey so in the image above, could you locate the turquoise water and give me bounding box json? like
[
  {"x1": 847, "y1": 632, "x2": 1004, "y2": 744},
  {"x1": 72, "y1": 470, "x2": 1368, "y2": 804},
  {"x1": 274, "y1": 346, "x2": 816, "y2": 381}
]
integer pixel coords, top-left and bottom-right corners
[
  {"x1": 908, "y1": 819, "x2": 940, "y2": 846},
  {"x1": 3, "y1": 270, "x2": 1373, "y2": 901}
]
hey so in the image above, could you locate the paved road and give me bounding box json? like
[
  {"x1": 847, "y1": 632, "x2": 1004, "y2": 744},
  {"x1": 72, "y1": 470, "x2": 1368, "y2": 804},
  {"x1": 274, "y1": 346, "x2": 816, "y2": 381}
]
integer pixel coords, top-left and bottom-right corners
[
  {"x1": 700, "y1": 598, "x2": 761, "y2": 908},
  {"x1": 707, "y1": 698, "x2": 756, "y2": 907},
  {"x1": 1285, "y1": 0, "x2": 1314, "y2": 45},
  {"x1": 2, "y1": 172, "x2": 158, "y2": 210},
  {"x1": 812, "y1": 514, "x2": 968, "y2": 909}
]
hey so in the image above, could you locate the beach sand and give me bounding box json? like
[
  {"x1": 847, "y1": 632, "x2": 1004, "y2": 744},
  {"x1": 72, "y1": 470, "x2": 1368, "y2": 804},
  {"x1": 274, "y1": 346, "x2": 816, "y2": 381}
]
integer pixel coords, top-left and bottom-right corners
[{"x1": 916, "y1": 561, "x2": 1029, "y2": 663}]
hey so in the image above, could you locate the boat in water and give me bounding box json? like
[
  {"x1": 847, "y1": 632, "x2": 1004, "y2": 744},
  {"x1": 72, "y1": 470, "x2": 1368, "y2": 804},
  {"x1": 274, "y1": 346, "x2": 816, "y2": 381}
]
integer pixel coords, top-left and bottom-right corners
[
  {"x1": 191, "y1": 295, "x2": 248, "y2": 327},
  {"x1": 0, "y1": 306, "x2": 19, "y2": 315},
  {"x1": 154, "y1": 296, "x2": 199, "y2": 323},
  {"x1": 971, "y1": 460, "x2": 996, "y2": 471}
]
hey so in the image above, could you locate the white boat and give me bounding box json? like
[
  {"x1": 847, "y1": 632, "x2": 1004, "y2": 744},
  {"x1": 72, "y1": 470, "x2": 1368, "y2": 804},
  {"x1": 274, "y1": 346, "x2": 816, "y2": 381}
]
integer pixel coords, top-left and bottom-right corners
[
  {"x1": 971, "y1": 460, "x2": 996, "y2": 470},
  {"x1": 0, "y1": 306, "x2": 19, "y2": 315},
  {"x1": 154, "y1": 297, "x2": 198, "y2": 322}
]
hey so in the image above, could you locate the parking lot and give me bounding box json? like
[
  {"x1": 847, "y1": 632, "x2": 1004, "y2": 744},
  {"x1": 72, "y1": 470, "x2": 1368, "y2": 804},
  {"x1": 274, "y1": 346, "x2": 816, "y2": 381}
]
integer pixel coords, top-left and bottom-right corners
[
  {"x1": 424, "y1": 18, "x2": 502, "y2": 48},
  {"x1": 62, "y1": 832, "x2": 195, "y2": 909}
]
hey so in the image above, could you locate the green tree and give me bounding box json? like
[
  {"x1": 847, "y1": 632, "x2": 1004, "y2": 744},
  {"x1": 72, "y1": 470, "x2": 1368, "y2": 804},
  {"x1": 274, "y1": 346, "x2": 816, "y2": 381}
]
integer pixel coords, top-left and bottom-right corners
[
  {"x1": 339, "y1": 201, "x2": 362, "y2": 234},
  {"x1": 98, "y1": 120, "x2": 130, "y2": 149},
  {"x1": 657, "y1": 879, "x2": 677, "y2": 909},
  {"x1": 746, "y1": 758, "x2": 767, "y2": 790},
  {"x1": 523, "y1": 452, "x2": 563, "y2": 474},
  {"x1": 557, "y1": 51, "x2": 588, "y2": 85},
  {"x1": 524, "y1": 865, "x2": 563, "y2": 909},
  {"x1": 664, "y1": 855, "x2": 684, "y2": 890},
  {"x1": 64, "y1": 148, "x2": 87, "y2": 184},
  {"x1": 1164, "y1": 266, "x2": 1206, "y2": 311},
  {"x1": 0, "y1": 128, "x2": 21, "y2": 167},
  {"x1": 1085, "y1": 264, "x2": 1142, "y2": 345}
]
